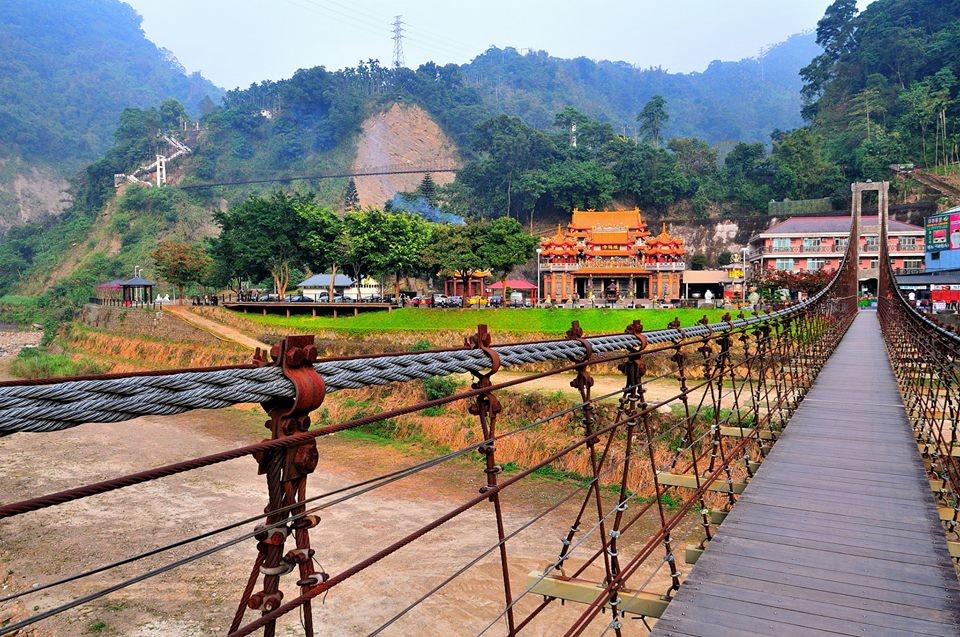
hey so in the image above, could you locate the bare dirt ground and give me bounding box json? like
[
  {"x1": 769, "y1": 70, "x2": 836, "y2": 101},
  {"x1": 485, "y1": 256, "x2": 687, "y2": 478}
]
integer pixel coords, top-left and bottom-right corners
[
  {"x1": 352, "y1": 104, "x2": 459, "y2": 208},
  {"x1": 0, "y1": 364, "x2": 683, "y2": 636},
  {"x1": 0, "y1": 331, "x2": 42, "y2": 359}
]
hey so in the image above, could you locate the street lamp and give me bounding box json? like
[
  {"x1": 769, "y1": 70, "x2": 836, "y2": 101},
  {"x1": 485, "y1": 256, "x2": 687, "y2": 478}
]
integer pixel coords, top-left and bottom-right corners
[{"x1": 535, "y1": 248, "x2": 542, "y2": 307}]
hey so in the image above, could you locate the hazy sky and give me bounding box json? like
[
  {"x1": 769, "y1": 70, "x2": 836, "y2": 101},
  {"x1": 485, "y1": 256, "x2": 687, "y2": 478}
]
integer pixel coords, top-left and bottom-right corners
[{"x1": 124, "y1": 0, "x2": 874, "y2": 90}]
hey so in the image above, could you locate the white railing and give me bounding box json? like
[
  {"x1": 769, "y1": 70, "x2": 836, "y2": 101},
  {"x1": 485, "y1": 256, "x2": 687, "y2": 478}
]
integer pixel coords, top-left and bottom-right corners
[{"x1": 541, "y1": 260, "x2": 685, "y2": 273}]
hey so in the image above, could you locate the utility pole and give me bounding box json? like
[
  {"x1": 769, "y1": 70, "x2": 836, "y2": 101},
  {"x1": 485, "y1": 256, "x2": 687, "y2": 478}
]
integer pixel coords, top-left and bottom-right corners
[{"x1": 392, "y1": 15, "x2": 404, "y2": 69}]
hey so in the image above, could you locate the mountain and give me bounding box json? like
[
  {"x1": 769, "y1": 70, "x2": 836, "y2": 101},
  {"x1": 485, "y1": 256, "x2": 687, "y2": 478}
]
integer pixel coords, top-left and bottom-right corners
[
  {"x1": 0, "y1": 6, "x2": 823, "y2": 304},
  {"x1": 799, "y1": 0, "x2": 960, "y2": 180},
  {"x1": 460, "y1": 33, "x2": 820, "y2": 145},
  {"x1": 0, "y1": 0, "x2": 222, "y2": 229}
]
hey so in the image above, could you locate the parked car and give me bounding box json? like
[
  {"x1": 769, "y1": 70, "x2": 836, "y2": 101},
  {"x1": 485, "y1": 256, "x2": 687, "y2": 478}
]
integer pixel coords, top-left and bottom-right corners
[
  {"x1": 432, "y1": 293, "x2": 449, "y2": 307},
  {"x1": 257, "y1": 294, "x2": 279, "y2": 302},
  {"x1": 447, "y1": 295, "x2": 463, "y2": 308},
  {"x1": 467, "y1": 295, "x2": 488, "y2": 307},
  {"x1": 410, "y1": 295, "x2": 432, "y2": 307},
  {"x1": 488, "y1": 295, "x2": 504, "y2": 308},
  {"x1": 284, "y1": 294, "x2": 310, "y2": 302}
]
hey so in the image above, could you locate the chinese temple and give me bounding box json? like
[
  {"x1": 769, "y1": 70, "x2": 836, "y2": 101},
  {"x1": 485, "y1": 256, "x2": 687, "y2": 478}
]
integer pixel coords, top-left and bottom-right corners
[{"x1": 538, "y1": 208, "x2": 685, "y2": 302}]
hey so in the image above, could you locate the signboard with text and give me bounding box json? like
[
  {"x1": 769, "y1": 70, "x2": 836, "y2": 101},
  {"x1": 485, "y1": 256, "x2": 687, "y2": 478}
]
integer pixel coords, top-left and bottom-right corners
[{"x1": 926, "y1": 211, "x2": 960, "y2": 252}]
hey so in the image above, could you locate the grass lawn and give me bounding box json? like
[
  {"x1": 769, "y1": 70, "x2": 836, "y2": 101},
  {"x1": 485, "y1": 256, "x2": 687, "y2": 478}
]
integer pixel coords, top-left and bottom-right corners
[{"x1": 235, "y1": 307, "x2": 734, "y2": 335}]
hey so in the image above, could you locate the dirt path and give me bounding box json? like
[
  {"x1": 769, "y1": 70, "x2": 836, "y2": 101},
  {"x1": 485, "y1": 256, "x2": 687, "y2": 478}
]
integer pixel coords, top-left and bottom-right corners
[
  {"x1": 0, "y1": 398, "x2": 678, "y2": 636},
  {"x1": 162, "y1": 305, "x2": 271, "y2": 351}
]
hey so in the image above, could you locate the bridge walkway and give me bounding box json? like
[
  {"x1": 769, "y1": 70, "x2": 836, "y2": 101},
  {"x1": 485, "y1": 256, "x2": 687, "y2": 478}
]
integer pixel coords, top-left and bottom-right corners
[{"x1": 651, "y1": 311, "x2": 960, "y2": 636}]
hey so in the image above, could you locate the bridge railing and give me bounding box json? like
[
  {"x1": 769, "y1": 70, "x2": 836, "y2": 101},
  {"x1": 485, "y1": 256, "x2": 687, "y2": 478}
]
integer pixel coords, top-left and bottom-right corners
[
  {"x1": 0, "y1": 233, "x2": 861, "y2": 636},
  {"x1": 878, "y1": 202, "x2": 960, "y2": 547}
]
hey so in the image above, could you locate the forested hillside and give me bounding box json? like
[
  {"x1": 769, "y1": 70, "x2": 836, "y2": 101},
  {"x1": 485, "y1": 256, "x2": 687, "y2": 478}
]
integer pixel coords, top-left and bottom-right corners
[
  {"x1": 801, "y1": 0, "x2": 960, "y2": 179},
  {"x1": 0, "y1": 0, "x2": 221, "y2": 166},
  {"x1": 463, "y1": 34, "x2": 820, "y2": 144},
  {"x1": 0, "y1": 0, "x2": 221, "y2": 231}
]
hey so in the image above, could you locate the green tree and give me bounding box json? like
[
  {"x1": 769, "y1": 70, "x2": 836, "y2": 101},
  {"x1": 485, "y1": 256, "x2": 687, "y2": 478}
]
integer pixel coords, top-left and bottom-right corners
[
  {"x1": 770, "y1": 128, "x2": 844, "y2": 200},
  {"x1": 209, "y1": 191, "x2": 312, "y2": 298},
  {"x1": 381, "y1": 212, "x2": 434, "y2": 300},
  {"x1": 690, "y1": 253, "x2": 707, "y2": 270},
  {"x1": 339, "y1": 209, "x2": 390, "y2": 285},
  {"x1": 667, "y1": 137, "x2": 718, "y2": 176},
  {"x1": 716, "y1": 251, "x2": 733, "y2": 267},
  {"x1": 463, "y1": 114, "x2": 557, "y2": 218},
  {"x1": 298, "y1": 202, "x2": 345, "y2": 298},
  {"x1": 417, "y1": 174, "x2": 439, "y2": 207},
  {"x1": 477, "y1": 217, "x2": 539, "y2": 294},
  {"x1": 158, "y1": 99, "x2": 188, "y2": 133},
  {"x1": 342, "y1": 178, "x2": 360, "y2": 211},
  {"x1": 150, "y1": 241, "x2": 211, "y2": 304},
  {"x1": 800, "y1": 0, "x2": 859, "y2": 106},
  {"x1": 426, "y1": 222, "x2": 485, "y2": 296},
  {"x1": 637, "y1": 95, "x2": 669, "y2": 147},
  {"x1": 847, "y1": 88, "x2": 885, "y2": 141}
]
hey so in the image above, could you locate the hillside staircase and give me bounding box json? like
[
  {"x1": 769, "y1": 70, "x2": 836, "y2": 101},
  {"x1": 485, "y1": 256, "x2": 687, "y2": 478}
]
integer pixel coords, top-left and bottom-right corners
[{"x1": 113, "y1": 132, "x2": 193, "y2": 188}]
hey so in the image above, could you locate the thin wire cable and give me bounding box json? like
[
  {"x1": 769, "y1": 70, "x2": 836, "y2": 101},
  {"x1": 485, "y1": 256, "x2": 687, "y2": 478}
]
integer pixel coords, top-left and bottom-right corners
[
  {"x1": 368, "y1": 454, "x2": 619, "y2": 635},
  {"x1": 2, "y1": 380, "x2": 638, "y2": 632}
]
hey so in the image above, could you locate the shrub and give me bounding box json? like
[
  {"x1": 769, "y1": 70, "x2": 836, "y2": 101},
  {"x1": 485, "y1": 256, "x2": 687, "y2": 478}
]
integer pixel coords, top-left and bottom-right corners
[
  {"x1": 423, "y1": 375, "x2": 461, "y2": 401},
  {"x1": 10, "y1": 347, "x2": 107, "y2": 379}
]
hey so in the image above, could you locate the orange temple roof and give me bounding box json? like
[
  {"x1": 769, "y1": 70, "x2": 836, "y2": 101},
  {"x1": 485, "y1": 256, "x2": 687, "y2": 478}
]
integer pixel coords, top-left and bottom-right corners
[
  {"x1": 590, "y1": 230, "x2": 630, "y2": 244},
  {"x1": 570, "y1": 208, "x2": 645, "y2": 231}
]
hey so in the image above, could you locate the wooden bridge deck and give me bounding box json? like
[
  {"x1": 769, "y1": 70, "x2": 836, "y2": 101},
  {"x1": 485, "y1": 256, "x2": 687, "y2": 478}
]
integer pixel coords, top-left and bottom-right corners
[{"x1": 651, "y1": 311, "x2": 960, "y2": 636}]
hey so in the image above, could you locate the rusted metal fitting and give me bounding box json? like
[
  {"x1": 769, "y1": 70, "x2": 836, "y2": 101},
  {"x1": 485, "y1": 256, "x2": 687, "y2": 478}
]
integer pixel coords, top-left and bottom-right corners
[
  {"x1": 291, "y1": 514, "x2": 321, "y2": 530},
  {"x1": 566, "y1": 320, "x2": 595, "y2": 360},
  {"x1": 247, "y1": 590, "x2": 284, "y2": 611},
  {"x1": 253, "y1": 524, "x2": 289, "y2": 545},
  {"x1": 291, "y1": 442, "x2": 320, "y2": 474},
  {"x1": 466, "y1": 324, "x2": 500, "y2": 374},
  {"x1": 297, "y1": 572, "x2": 329, "y2": 587},
  {"x1": 284, "y1": 547, "x2": 315, "y2": 564},
  {"x1": 268, "y1": 335, "x2": 325, "y2": 419},
  {"x1": 259, "y1": 561, "x2": 296, "y2": 576}
]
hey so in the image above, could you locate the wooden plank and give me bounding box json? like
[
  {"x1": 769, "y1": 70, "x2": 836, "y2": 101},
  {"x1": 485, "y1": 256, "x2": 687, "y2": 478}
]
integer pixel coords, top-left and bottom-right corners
[
  {"x1": 656, "y1": 472, "x2": 746, "y2": 494},
  {"x1": 718, "y1": 426, "x2": 778, "y2": 441},
  {"x1": 525, "y1": 571, "x2": 668, "y2": 617},
  {"x1": 685, "y1": 544, "x2": 703, "y2": 565}
]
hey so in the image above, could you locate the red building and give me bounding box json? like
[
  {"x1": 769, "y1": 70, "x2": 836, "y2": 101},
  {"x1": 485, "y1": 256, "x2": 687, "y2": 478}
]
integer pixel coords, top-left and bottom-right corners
[{"x1": 539, "y1": 208, "x2": 685, "y2": 302}]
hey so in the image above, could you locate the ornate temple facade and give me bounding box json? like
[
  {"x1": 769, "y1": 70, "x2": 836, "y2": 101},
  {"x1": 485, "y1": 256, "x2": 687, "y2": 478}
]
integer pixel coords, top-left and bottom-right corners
[{"x1": 539, "y1": 208, "x2": 685, "y2": 302}]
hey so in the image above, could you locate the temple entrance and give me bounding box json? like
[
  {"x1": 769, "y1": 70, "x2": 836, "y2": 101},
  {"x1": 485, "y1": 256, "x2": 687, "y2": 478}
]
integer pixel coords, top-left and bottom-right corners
[
  {"x1": 575, "y1": 278, "x2": 588, "y2": 300},
  {"x1": 636, "y1": 277, "x2": 649, "y2": 299}
]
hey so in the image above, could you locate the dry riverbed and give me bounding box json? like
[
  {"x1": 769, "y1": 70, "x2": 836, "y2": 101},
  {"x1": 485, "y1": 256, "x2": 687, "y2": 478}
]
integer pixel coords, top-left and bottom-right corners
[{"x1": 0, "y1": 388, "x2": 680, "y2": 636}]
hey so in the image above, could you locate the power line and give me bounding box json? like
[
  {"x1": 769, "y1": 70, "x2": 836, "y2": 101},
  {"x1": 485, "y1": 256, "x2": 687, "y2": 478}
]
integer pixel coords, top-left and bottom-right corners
[{"x1": 176, "y1": 165, "x2": 459, "y2": 190}]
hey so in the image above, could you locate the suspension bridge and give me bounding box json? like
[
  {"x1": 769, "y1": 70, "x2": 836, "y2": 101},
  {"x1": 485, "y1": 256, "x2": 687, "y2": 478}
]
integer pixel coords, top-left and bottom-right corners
[{"x1": 0, "y1": 181, "x2": 958, "y2": 636}]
